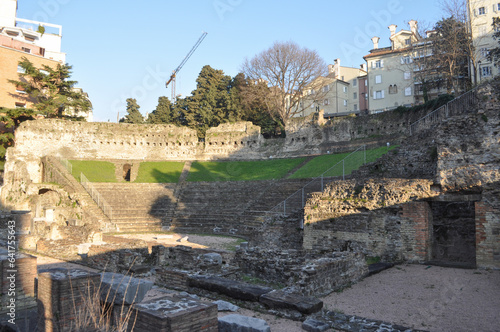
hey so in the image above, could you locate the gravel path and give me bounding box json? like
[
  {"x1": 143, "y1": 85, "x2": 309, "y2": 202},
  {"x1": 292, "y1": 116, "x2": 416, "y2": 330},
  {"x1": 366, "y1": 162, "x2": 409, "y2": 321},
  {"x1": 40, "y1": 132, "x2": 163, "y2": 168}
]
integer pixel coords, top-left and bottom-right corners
[{"x1": 322, "y1": 264, "x2": 500, "y2": 332}]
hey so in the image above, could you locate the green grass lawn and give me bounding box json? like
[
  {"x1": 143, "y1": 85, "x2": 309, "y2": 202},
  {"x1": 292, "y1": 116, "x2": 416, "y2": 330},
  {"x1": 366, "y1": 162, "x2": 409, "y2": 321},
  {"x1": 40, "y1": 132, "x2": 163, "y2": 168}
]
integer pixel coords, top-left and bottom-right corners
[
  {"x1": 289, "y1": 145, "x2": 398, "y2": 179},
  {"x1": 70, "y1": 160, "x2": 117, "y2": 182},
  {"x1": 134, "y1": 161, "x2": 185, "y2": 183},
  {"x1": 186, "y1": 158, "x2": 306, "y2": 182}
]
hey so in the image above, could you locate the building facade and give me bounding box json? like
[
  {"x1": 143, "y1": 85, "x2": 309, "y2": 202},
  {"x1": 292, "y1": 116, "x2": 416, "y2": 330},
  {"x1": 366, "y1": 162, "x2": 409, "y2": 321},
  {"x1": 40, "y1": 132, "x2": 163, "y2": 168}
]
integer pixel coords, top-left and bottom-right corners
[
  {"x1": 0, "y1": 0, "x2": 92, "y2": 120},
  {"x1": 363, "y1": 21, "x2": 449, "y2": 113},
  {"x1": 295, "y1": 59, "x2": 367, "y2": 118},
  {"x1": 468, "y1": 0, "x2": 500, "y2": 83}
]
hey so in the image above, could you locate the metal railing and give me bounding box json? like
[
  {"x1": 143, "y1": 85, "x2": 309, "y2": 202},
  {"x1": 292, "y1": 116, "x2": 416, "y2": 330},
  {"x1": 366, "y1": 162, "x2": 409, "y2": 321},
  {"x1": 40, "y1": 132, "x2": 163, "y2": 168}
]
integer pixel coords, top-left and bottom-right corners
[
  {"x1": 59, "y1": 158, "x2": 72, "y2": 174},
  {"x1": 80, "y1": 172, "x2": 113, "y2": 220},
  {"x1": 409, "y1": 87, "x2": 478, "y2": 135},
  {"x1": 268, "y1": 145, "x2": 369, "y2": 216}
]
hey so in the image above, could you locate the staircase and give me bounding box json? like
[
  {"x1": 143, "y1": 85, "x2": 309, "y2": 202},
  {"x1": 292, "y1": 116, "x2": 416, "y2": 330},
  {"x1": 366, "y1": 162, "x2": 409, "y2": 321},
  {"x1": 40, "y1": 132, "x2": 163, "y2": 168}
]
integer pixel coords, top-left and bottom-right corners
[{"x1": 91, "y1": 183, "x2": 177, "y2": 232}]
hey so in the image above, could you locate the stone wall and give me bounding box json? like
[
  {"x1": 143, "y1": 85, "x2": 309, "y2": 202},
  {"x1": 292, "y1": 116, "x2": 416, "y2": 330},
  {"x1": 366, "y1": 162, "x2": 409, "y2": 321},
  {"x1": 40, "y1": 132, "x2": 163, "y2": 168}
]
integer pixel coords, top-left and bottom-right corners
[
  {"x1": 302, "y1": 179, "x2": 438, "y2": 262},
  {"x1": 3, "y1": 105, "x2": 423, "y2": 187},
  {"x1": 234, "y1": 248, "x2": 368, "y2": 296},
  {"x1": 475, "y1": 186, "x2": 500, "y2": 269}
]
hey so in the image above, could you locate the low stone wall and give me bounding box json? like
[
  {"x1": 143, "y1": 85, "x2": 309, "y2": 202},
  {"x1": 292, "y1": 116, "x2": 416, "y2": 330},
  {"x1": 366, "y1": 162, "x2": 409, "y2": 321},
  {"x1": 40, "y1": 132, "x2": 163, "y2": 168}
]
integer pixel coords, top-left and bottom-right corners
[
  {"x1": 234, "y1": 248, "x2": 368, "y2": 296},
  {"x1": 302, "y1": 179, "x2": 438, "y2": 262}
]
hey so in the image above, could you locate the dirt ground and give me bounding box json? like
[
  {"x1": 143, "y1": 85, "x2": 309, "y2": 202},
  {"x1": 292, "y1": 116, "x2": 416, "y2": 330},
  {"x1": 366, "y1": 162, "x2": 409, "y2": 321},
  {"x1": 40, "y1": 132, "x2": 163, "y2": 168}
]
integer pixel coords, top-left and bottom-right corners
[{"x1": 34, "y1": 234, "x2": 500, "y2": 332}]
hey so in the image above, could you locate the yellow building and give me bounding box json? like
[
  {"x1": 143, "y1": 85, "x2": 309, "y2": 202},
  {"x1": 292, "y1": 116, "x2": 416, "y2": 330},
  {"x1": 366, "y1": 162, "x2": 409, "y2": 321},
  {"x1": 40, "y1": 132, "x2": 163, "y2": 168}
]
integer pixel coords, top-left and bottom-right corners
[
  {"x1": 364, "y1": 21, "x2": 448, "y2": 113},
  {"x1": 294, "y1": 59, "x2": 367, "y2": 118}
]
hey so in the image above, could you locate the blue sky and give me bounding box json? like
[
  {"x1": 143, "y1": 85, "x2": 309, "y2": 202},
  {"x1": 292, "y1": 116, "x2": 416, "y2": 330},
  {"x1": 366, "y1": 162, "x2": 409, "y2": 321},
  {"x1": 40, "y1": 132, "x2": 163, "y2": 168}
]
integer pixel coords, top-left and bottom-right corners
[{"x1": 16, "y1": 0, "x2": 443, "y2": 122}]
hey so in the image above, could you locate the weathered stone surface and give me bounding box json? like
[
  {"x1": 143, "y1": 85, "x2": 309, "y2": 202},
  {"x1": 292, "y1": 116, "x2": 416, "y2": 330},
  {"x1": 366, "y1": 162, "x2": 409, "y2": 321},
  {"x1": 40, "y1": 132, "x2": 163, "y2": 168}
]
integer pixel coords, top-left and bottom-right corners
[
  {"x1": 218, "y1": 314, "x2": 270, "y2": 332},
  {"x1": 259, "y1": 290, "x2": 323, "y2": 314},
  {"x1": 302, "y1": 318, "x2": 330, "y2": 332},
  {"x1": 132, "y1": 293, "x2": 218, "y2": 332},
  {"x1": 213, "y1": 300, "x2": 240, "y2": 312},
  {"x1": 188, "y1": 275, "x2": 272, "y2": 301},
  {"x1": 100, "y1": 272, "x2": 154, "y2": 304},
  {"x1": 311, "y1": 310, "x2": 426, "y2": 332}
]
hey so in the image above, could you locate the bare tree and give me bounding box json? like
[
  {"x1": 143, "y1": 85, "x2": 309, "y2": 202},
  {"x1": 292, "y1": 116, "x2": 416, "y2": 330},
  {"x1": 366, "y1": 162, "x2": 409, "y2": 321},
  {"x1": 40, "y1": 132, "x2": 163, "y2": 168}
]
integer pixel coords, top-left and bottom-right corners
[
  {"x1": 440, "y1": 0, "x2": 486, "y2": 85},
  {"x1": 241, "y1": 41, "x2": 328, "y2": 126}
]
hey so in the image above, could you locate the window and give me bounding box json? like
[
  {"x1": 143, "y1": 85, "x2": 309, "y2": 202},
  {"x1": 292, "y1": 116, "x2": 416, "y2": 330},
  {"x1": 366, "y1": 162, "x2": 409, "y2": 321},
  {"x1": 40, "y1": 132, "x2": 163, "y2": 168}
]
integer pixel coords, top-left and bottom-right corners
[
  {"x1": 404, "y1": 71, "x2": 411, "y2": 80},
  {"x1": 480, "y1": 48, "x2": 490, "y2": 58},
  {"x1": 40, "y1": 69, "x2": 49, "y2": 75},
  {"x1": 323, "y1": 85, "x2": 330, "y2": 92},
  {"x1": 354, "y1": 104, "x2": 358, "y2": 111},
  {"x1": 324, "y1": 99, "x2": 330, "y2": 105},
  {"x1": 15, "y1": 102, "x2": 26, "y2": 108},
  {"x1": 17, "y1": 65, "x2": 26, "y2": 74},
  {"x1": 401, "y1": 56, "x2": 412, "y2": 64},
  {"x1": 478, "y1": 7, "x2": 486, "y2": 15},
  {"x1": 479, "y1": 26, "x2": 487, "y2": 36},
  {"x1": 481, "y1": 66, "x2": 492, "y2": 77},
  {"x1": 389, "y1": 84, "x2": 398, "y2": 94},
  {"x1": 405, "y1": 38, "x2": 411, "y2": 45},
  {"x1": 375, "y1": 75, "x2": 382, "y2": 84},
  {"x1": 374, "y1": 60, "x2": 384, "y2": 68},
  {"x1": 25, "y1": 35, "x2": 35, "y2": 42},
  {"x1": 343, "y1": 86, "x2": 347, "y2": 93},
  {"x1": 353, "y1": 79, "x2": 357, "y2": 87},
  {"x1": 373, "y1": 90, "x2": 385, "y2": 100},
  {"x1": 353, "y1": 92, "x2": 358, "y2": 99},
  {"x1": 21, "y1": 47, "x2": 31, "y2": 53},
  {"x1": 16, "y1": 85, "x2": 26, "y2": 94},
  {"x1": 405, "y1": 87, "x2": 412, "y2": 96},
  {"x1": 343, "y1": 100, "x2": 347, "y2": 106}
]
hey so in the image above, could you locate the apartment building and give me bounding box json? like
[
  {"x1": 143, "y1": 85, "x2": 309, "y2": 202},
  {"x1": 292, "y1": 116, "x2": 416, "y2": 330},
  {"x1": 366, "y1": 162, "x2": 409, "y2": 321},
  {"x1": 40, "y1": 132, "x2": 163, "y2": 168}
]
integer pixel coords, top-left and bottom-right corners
[
  {"x1": 468, "y1": 0, "x2": 500, "y2": 83},
  {"x1": 363, "y1": 21, "x2": 449, "y2": 113},
  {"x1": 295, "y1": 59, "x2": 367, "y2": 118},
  {"x1": 0, "y1": 0, "x2": 92, "y2": 120}
]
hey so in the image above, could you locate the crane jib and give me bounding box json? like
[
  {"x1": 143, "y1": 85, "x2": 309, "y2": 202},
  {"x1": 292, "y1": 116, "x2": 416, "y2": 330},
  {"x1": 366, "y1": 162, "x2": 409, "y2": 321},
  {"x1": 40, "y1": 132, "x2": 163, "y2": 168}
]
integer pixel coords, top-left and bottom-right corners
[{"x1": 166, "y1": 32, "x2": 208, "y2": 101}]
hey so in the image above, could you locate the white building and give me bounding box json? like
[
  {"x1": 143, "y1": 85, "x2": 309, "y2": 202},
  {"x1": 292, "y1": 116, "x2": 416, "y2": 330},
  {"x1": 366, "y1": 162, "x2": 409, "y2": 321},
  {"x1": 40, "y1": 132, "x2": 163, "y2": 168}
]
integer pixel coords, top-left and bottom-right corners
[{"x1": 0, "y1": 0, "x2": 65, "y2": 62}]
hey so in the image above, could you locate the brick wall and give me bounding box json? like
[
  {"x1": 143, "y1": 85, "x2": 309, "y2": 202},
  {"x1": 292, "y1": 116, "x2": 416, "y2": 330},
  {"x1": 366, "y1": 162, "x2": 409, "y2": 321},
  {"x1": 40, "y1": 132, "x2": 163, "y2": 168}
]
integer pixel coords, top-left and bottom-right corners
[
  {"x1": 401, "y1": 201, "x2": 433, "y2": 262},
  {"x1": 0, "y1": 253, "x2": 37, "y2": 315},
  {"x1": 37, "y1": 268, "x2": 101, "y2": 332},
  {"x1": 0, "y1": 45, "x2": 60, "y2": 109},
  {"x1": 475, "y1": 200, "x2": 500, "y2": 269}
]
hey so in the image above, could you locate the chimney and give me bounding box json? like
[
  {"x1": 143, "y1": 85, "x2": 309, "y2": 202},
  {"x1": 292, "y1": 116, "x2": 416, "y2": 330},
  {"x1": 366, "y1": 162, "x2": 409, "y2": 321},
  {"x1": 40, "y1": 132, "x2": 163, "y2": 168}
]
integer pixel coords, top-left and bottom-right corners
[
  {"x1": 360, "y1": 63, "x2": 367, "y2": 71},
  {"x1": 371, "y1": 36, "x2": 380, "y2": 49},
  {"x1": 409, "y1": 20, "x2": 418, "y2": 35},
  {"x1": 328, "y1": 64, "x2": 335, "y2": 74},
  {"x1": 388, "y1": 24, "x2": 397, "y2": 36}
]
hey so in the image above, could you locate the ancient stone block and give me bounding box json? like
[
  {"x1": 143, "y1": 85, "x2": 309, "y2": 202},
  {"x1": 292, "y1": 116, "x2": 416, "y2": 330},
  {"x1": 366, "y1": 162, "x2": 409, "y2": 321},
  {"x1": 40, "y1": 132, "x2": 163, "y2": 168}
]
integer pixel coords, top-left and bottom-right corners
[
  {"x1": 100, "y1": 272, "x2": 154, "y2": 305},
  {"x1": 218, "y1": 314, "x2": 270, "y2": 332},
  {"x1": 259, "y1": 290, "x2": 323, "y2": 314},
  {"x1": 131, "y1": 293, "x2": 218, "y2": 332},
  {"x1": 188, "y1": 275, "x2": 272, "y2": 301}
]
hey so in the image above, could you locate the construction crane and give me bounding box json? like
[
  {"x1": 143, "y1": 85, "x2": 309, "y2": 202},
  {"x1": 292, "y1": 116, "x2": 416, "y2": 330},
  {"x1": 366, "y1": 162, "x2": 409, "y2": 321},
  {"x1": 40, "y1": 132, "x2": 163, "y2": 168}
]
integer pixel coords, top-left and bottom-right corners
[{"x1": 166, "y1": 31, "x2": 208, "y2": 103}]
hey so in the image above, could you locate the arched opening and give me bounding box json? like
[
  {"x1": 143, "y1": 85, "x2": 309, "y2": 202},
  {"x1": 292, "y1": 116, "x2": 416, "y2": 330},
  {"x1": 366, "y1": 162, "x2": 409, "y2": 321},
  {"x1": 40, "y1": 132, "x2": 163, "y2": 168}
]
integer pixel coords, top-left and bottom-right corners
[{"x1": 123, "y1": 164, "x2": 132, "y2": 182}]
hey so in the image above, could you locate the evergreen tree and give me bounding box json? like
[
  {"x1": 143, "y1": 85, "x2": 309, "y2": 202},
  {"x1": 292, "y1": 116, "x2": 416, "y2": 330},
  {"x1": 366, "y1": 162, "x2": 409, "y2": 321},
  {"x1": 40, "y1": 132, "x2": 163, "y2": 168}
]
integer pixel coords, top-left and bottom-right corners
[
  {"x1": 8, "y1": 57, "x2": 91, "y2": 118},
  {"x1": 120, "y1": 98, "x2": 144, "y2": 124},
  {"x1": 0, "y1": 108, "x2": 35, "y2": 160},
  {"x1": 180, "y1": 65, "x2": 236, "y2": 138},
  {"x1": 147, "y1": 96, "x2": 178, "y2": 124}
]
